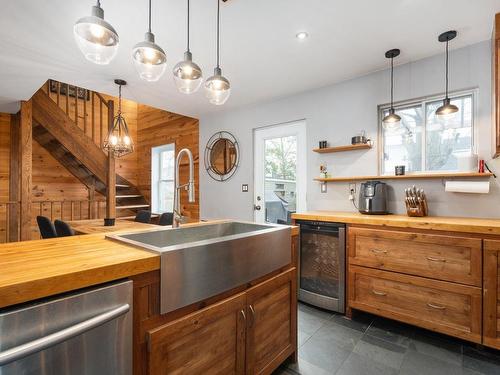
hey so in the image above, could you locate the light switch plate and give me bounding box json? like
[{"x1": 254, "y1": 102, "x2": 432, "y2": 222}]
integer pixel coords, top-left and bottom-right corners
[{"x1": 242, "y1": 184, "x2": 248, "y2": 192}]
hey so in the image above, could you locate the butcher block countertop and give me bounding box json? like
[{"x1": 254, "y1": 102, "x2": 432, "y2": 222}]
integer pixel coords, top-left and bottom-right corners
[
  {"x1": 0, "y1": 233, "x2": 160, "y2": 309},
  {"x1": 292, "y1": 211, "x2": 500, "y2": 236}
]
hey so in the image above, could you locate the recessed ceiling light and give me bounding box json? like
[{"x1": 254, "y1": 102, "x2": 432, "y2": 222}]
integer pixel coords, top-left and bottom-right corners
[{"x1": 296, "y1": 31, "x2": 309, "y2": 40}]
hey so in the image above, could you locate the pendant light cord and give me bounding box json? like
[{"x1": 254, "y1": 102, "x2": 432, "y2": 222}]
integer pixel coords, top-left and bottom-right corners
[
  {"x1": 390, "y1": 56, "x2": 394, "y2": 109},
  {"x1": 118, "y1": 84, "x2": 122, "y2": 114},
  {"x1": 216, "y1": 0, "x2": 220, "y2": 68},
  {"x1": 148, "y1": 0, "x2": 152, "y2": 33},
  {"x1": 187, "y1": 0, "x2": 190, "y2": 52},
  {"x1": 445, "y1": 40, "x2": 449, "y2": 99}
]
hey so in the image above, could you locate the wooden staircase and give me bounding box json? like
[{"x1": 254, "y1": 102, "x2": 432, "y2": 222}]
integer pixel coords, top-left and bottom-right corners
[{"x1": 31, "y1": 81, "x2": 149, "y2": 217}]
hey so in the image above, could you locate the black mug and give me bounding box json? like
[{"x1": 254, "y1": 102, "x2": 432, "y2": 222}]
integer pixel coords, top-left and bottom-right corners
[{"x1": 395, "y1": 165, "x2": 406, "y2": 176}]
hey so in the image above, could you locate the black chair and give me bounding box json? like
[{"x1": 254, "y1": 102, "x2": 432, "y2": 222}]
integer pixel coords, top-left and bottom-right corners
[
  {"x1": 54, "y1": 219, "x2": 75, "y2": 237},
  {"x1": 36, "y1": 216, "x2": 57, "y2": 239},
  {"x1": 158, "y1": 212, "x2": 173, "y2": 226},
  {"x1": 135, "y1": 210, "x2": 151, "y2": 224}
]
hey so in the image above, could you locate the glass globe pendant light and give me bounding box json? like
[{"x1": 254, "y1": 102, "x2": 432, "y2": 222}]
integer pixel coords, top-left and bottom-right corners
[
  {"x1": 103, "y1": 80, "x2": 134, "y2": 157},
  {"x1": 436, "y1": 30, "x2": 459, "y2": 118},
  {"x1": 173, "y1": 0, "x2": 203, "y2": 94},
  {"x1": 382, "y1": 49, "x2": 401, "y2": 129},
  {"x1": 132, "y1": 0, "x2": 167, "y2": 82},
  {"x1": 73, "y1": 0, "x2": 119, "y2": 65},
  {"x1": 205, "y1": 0, "x2": 231, "y2": 105}
]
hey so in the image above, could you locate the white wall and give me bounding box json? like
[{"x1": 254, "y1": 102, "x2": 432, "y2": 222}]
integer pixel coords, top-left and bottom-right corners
[{"x1": 199, "y1": 41, "x2": 500, "y2": 220}]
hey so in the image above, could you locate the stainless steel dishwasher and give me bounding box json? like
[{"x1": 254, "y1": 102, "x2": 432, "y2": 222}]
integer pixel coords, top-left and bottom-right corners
[{"x1": 0, "y1": 280, "x2": 132, "y2": 375}]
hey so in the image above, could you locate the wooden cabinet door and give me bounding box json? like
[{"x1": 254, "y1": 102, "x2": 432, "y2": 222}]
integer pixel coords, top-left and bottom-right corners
[
  {"x1": 245, "y1": 268, "x2": 297, "y2": 375},
  {"x1": 147, "y1": 292, "x2": 247, "y2": 375},
  {"x1": 484, "y1": 240, "x2": 500, "y2": 349}
]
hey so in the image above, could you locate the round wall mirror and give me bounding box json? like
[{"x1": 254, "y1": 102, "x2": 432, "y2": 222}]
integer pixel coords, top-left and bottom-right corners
[{"x1": 205, "y1": 131, "x2": 239, "y2": 181}]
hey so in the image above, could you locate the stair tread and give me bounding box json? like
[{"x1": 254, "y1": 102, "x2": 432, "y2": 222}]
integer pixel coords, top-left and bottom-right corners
[
  {"x1": 116, "y1": 184, "x2": 130, "y2": 188},
  {"x1": 116, "y1": 194, "x2": 142, "y2": 198},
  {"x1": 116, "y1": 204, "x2": 150, "y2": 209}
]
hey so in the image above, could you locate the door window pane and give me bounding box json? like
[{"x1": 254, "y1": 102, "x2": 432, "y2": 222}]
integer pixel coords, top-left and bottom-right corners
[{"x1": 264, "y1": 136, "x2": 297, "y2": 223}]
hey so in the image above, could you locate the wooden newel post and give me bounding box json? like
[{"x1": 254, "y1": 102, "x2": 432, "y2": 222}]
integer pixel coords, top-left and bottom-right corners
[
  {"x1": 105, "y1": 100, "x2": 116, "y2": 225},
  {"x1": 19, "y1": 101, "x2": 32, "y2": 241}
]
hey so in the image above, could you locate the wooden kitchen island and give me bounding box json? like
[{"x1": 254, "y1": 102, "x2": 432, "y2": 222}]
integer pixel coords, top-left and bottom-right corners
[{"x1": 0, "y1": 221, "x2": 299, "y2": 375}]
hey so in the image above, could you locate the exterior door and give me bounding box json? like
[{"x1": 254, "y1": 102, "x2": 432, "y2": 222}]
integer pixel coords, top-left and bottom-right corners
[{"x1": 253, "y1": 121, "x2": 306, "y2": 223}]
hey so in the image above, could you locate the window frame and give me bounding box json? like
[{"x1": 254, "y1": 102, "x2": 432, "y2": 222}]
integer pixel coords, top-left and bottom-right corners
[
  {"x1": 151, "y1": 143, "x2": 175, "y2": 214},
  {"x1": 377, "y1": 88, "x2": 478, "y2": 175}
]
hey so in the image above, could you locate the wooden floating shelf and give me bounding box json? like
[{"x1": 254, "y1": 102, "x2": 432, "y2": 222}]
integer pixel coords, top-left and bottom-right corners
[
  {"x1": 314, "y1": 172, "x2": 494, "y2": 182},
  {"x1": 313, "y1": 143, "x2": 372, "y2": 153}
]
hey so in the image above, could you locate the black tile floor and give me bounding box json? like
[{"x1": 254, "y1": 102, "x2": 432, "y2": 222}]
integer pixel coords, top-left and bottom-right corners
[{"x1": 274, "y1": 303, "x2": 500, "y2": 375}]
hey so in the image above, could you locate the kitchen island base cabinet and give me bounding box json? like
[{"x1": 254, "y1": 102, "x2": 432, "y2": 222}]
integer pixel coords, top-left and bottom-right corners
[
  {"x1": 245, "y1": 268, "x2": 297, "y2": 375},
  {"x1": 146, "y1": 268, "x2": 297, "y2": 375},
  {"x1": 484, "y1": 240, "x2": 500, "y2": 349},
  {"x1": 147, "y1": 293, "x2": 247, "y2": 375}
]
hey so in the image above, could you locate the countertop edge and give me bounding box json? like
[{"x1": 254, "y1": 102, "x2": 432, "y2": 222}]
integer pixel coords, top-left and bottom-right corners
[{"x1": 291, "y1": 211, "x2": 500, "y2": 236}]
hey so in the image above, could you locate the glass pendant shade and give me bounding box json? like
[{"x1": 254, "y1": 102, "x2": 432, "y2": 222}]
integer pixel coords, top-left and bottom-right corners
[
  {"x1": 436, "y1": 98, "x2": 459, "y2": 118},
  {"x1": 383, "y1": 108, "x2": 401, "y2": 129},
  {"x1": 173, "y1": 54, "x2": 203, "y2": 94},
  {"x1": 74, "y1": 4, "x2": 119, "y2": 65},
  {"x1": 132, "y1": 32, "x2": 167, "y2": 82},
  {"x1": 205, "y1": 67, "x2": 231, "y2": 105}
]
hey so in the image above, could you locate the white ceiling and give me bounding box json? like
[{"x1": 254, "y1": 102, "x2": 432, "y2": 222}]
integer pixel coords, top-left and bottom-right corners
[{"x1": 1, "y1": 0, "x2": 500, "y2": 117}]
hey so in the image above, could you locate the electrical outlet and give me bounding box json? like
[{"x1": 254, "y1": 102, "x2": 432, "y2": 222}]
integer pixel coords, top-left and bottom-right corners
[
  {"x1": 349, "y1": 183, "x2": 356, "y2": 194},
  {"x1": 242, "y1": 184, "x2": 248, "y2": 192}
]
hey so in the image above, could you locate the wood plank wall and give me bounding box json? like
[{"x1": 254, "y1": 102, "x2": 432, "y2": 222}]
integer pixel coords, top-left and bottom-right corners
[
  {"x1": 0, "y1": 90, "x2": 200, "y2": 240},
  {"x1": 137, "y1": 104, "x2": 200, "y2": 220}
]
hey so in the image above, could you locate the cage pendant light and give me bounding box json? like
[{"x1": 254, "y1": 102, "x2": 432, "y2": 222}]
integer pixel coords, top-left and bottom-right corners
[
  {"x1": 73, "y1": 0, "x2": 119, "y2": 65},
  {"x1": 132, "y1": 0, "x2": 167, "y2": 82},
  {"x1": 103, "y1": 80, "x2": 134, "y2": 157},
  {"x1": 205, "y1": 0, "x2": 231, "y2": 105},
  {"x1": 382, "y1": 49, "x2": 401, "y2": 129},
  {"x1": 173, "y1": 0, "x2": 203, "y2": 94},
  {"x1": 436, "y1": 30, "x2": 459, "y2": 117}
]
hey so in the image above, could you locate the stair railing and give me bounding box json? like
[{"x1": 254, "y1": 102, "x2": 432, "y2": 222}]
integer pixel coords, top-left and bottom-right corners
[{"x1": 43, "y1": 80, "x2": 113, "y2": 150}]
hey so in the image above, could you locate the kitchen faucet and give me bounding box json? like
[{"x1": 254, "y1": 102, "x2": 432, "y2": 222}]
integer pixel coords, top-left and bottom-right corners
[{"x1": 172, "y1": 148, "x2": 195, "y2": 228}]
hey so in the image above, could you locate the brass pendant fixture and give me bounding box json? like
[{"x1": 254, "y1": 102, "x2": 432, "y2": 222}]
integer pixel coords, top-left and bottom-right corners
[
  {"x1": 103, "y1": 79, "x2": 134, "y2": 157},
  {"x1": 435, "y1": 30, "x2": 459, "y2": 117}
]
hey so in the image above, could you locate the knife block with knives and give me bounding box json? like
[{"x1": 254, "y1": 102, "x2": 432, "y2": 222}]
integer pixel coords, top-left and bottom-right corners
[{"x1": 405, "y1": 185, "x2": 428, "y2": 217}]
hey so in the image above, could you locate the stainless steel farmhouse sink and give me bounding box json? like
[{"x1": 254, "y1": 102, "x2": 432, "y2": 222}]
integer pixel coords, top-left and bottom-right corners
[{"x1": 107, "y1": 221, "x2": 291, "y2": 314}]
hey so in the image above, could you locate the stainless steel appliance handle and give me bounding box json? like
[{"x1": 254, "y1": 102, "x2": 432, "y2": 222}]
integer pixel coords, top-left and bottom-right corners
[{"x1": 0, "y1": 303, "x2": 130, "y2": 366}]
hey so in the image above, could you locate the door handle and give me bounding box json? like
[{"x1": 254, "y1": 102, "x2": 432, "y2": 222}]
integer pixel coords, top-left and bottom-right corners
[
  {"x1": 254, "y1": 205, "x2": 261, "y2": 211},
  {"x1": 249, "y1": 305, "x2": 255, "y2": 326},
  {"x1": 0, "y1": 304, "x2": 130, "y2": 366}
]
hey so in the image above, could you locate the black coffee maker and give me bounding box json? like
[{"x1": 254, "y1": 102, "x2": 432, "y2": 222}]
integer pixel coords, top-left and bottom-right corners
[{"x1": 358, "y1": 181, "x2": 389, "y2": 215}]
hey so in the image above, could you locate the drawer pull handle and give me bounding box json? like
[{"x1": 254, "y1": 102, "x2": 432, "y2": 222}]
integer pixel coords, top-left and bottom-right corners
[
  {"x1": 426, "y1": 256, "x2": 446, "y2": 262},
  {"x1": 427, "y1": 303, "x2": 446, "y2": 310},
  {"x1": 372, "y1": 290, "x2": 387, "y2": 296},
  {"x1": 371, "y1": 249, "x2": 387, "y2": 254}
]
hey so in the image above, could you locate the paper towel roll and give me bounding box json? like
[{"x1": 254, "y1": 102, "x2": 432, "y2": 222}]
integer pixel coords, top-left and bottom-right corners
[{"x1": 445, "y1": 180, "x2": 490, "y2": 194}]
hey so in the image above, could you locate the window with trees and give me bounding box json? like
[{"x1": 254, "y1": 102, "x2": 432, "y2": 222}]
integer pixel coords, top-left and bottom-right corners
[{"x1": 380, "y1": 91, "x2": 475, "y2": 175}]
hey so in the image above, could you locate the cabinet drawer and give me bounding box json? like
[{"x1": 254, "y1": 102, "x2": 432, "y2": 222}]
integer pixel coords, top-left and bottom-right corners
[
  {"x1": 348, "y1": 227, "x2": 482, "y2": 286},
  {"x1": 348, "y1": 265, "x2": 482, "y2": 343}
]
